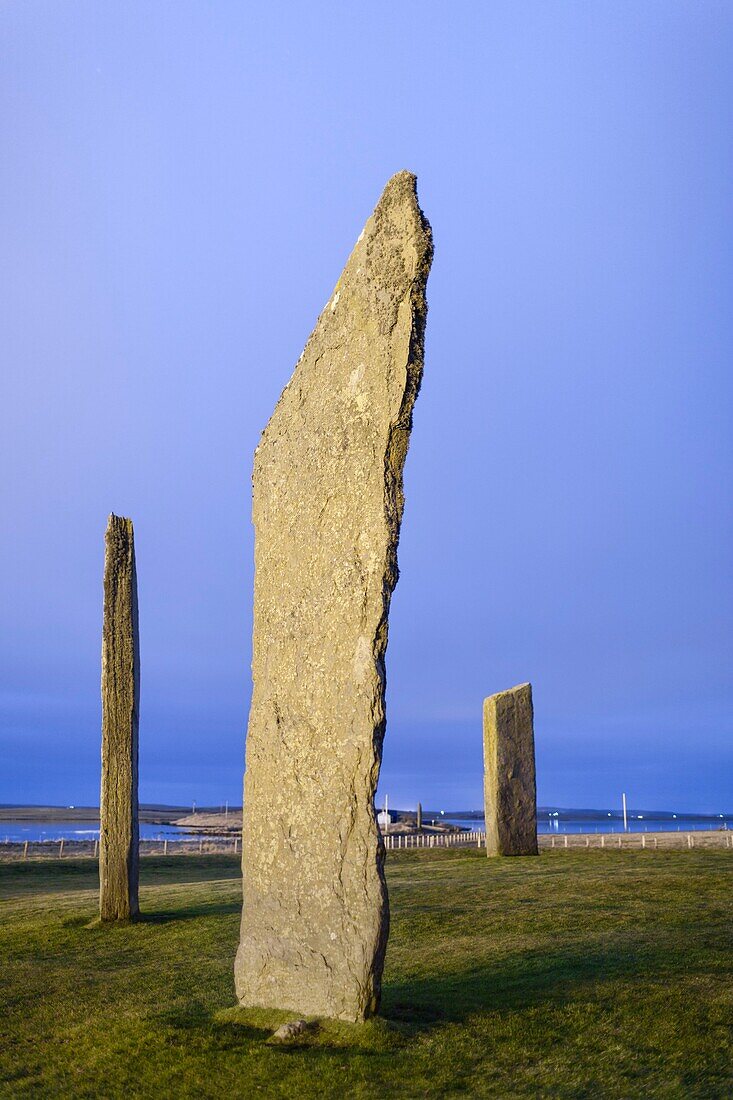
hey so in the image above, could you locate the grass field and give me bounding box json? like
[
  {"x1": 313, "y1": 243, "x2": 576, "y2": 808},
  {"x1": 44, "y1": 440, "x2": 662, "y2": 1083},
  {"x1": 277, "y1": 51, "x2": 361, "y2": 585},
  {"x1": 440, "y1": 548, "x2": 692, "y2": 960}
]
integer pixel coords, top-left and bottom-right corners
[{"x1": 1, "y1": 849, "x2": 731, "y2": 1098}]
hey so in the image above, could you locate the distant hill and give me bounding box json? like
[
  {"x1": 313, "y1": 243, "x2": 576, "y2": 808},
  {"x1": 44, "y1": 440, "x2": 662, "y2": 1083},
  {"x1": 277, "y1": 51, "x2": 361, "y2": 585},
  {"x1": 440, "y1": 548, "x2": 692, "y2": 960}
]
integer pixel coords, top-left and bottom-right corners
[{"x1": 2, "y1": 803, "x2": 729, "y2": 825}]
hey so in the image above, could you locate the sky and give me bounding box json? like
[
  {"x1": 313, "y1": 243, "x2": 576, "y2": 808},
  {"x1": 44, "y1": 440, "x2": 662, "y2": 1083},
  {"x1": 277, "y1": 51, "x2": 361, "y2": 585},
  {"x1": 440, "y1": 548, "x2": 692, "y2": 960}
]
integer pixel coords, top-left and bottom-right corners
[{"x1": 2, "y1": 2, "x2": 731, "y2": 813}]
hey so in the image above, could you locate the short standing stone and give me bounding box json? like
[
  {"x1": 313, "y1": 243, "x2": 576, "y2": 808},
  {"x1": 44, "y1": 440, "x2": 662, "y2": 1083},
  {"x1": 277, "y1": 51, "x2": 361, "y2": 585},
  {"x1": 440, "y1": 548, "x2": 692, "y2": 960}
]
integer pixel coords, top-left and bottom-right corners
[
  {"x1": 235, "y1": 172, "x2": 433, "y2": 1021},
  {"x1": 270, "y1": 1020, "x2": 309, "y2": 1043},
  {"x1": 483, "y1": 683, "x2": 538, "y2": 857},
  {"x1": 99, "y1": 514, "x2": 140, "y2": 920}
]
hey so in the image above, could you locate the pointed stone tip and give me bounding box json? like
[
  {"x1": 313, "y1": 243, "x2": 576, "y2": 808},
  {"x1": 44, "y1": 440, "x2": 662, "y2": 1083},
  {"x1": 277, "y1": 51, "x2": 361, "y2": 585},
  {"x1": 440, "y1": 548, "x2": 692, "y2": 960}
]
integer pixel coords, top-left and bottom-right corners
[
  {"x1": 378, "y1": 170, "x2": 420, "y2": 208},
  {"x1": 369, "y1": 170, "x2": 432, "y2": 265},
  {"x1": 104, "y1": 517, "x2": 134, "y2": 547},
  {"x1": 484, "y1": 683, "x2": 532, "y2": 705},
  {"x1": 386, "y1": 168, "x2": 417, "y2": 189}
]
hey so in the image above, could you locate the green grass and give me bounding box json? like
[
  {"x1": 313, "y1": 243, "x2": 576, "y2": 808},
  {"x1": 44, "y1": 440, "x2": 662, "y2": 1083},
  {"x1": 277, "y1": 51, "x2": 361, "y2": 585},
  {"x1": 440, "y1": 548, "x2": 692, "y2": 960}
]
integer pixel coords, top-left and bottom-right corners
[{"x1": 1, "y1": 849, "x2": 731, "y2": 1098}]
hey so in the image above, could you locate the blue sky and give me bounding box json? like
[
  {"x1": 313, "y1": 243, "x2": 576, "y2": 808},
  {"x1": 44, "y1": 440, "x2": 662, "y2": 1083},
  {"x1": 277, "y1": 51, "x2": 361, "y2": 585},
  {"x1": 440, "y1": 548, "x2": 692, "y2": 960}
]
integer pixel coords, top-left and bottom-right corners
[{"x1": 2, "y1": 2, "x2": 731, "y2": 812}]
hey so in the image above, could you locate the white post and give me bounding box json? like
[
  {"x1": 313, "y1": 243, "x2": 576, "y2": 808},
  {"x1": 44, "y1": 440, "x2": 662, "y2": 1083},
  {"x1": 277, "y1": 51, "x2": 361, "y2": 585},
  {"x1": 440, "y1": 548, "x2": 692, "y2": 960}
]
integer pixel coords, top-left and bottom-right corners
[
  {"x1": 622, "y1": 792, "x2": 628, "y2": 832},
  {"x1": 564, "y1": 835, "x2": 568, "y2": 849},
  {"x1": 23, "y1": 840, "x2": 28, "y2": 860},
  {"x1": 59, "y1": 838, "x2": 64, "y2": 858},
  {"x1": 601, "y1": 834, "x2": 605, "y2": 848},
  {"x1": 641, "y1": 834, "x2": 645, "y2": 849},
  {"x1": 164, "y1": 838, "x2": 168, "y2": 855}
]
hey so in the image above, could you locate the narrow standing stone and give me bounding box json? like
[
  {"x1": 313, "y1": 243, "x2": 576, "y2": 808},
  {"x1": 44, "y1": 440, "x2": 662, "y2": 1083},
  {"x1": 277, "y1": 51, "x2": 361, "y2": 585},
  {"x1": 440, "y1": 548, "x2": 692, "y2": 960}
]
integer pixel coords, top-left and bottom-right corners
[
  {"x1": 235, "y1": 172, "x2": 433, "y2": 1022},
  {"x1": 483, "y1": 683, "x2": 538, "y2": 857},
  {"x1": 100, "y1": 514, "x2": 140, "y2": 920}
]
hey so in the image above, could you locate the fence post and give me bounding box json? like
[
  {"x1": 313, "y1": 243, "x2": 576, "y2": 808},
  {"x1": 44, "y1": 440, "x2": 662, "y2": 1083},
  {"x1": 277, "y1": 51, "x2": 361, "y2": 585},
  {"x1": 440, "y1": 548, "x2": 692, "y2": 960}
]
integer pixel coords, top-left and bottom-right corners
[
  {"x1": 642, "y1": 834, "x2": 646, "y2": 849},
  {"x1": 601, "y1": 834, "x2": 605, "y2": 848},
  {"x1": 551, "y1": 836, "x2": 555, "y2": 849},
  {"x1": 564, "y1": 835, "x2": 568, "y2": 849},
  {"x1": 585, "y1": 837, "x2": 589, "y2": 848},
  {"x1": 164, "y1": 838, "x2": 168, "y2": 855},
  {"x1": 59, "y1": 838, "x2": 64, "y2": 858},
  {"x1": 93, "y1": 838, "x2": 98, "y2": 859},
  {"x1": 23, "y1": 840, "x2": 29, "y2": 860},
  {"x1": 199, "y1": 838, "x2": 204, "y2": 853}
]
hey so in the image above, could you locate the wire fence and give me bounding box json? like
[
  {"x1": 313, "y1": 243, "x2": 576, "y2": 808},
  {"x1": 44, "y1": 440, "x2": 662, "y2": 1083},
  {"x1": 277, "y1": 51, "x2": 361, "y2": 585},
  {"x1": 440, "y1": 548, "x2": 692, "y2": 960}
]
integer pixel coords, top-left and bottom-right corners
[
  {"x1": 0, "y1": 835, "x2": 240, "y2": 862},
  {"x1": 1, "y1": 828, "x2": 731, "y2": 862}
]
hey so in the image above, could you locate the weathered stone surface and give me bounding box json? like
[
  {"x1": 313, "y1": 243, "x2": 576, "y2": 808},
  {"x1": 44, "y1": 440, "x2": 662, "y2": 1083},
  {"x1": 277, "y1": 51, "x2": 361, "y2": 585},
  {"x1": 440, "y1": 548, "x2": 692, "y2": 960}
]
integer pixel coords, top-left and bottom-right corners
[
  {"x1": 483, "y1": 683, "x2": 538, "y2": 857},
  {"x1": 235, "y1": 171, "x2": 432, "y2": 1021},
  {"x1": 100, "y1": 514, "x2": 140, "y2": 920}
]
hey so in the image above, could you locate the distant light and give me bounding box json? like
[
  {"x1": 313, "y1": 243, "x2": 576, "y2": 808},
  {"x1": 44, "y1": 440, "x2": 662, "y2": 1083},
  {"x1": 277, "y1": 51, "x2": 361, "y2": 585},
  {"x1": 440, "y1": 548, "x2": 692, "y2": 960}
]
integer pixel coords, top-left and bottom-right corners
[
  {"x1": 673, "y1": 814, "x2": 677, "y2": 819},
  {"x1": 553, "y1": 812, "x2": 559, "y2": 817},
  {"x1": 720, "y1": 815, "x2": 724, "y2": 818},
  {"x1": 638, "y1": 815, "x2": 644, "y2": 820},
  {"x1": 607, "y1": 813, "x2": 611, "y2": 817},
  {"x1": 69, "y1": 805, "x2": 75, "y2": 809}
]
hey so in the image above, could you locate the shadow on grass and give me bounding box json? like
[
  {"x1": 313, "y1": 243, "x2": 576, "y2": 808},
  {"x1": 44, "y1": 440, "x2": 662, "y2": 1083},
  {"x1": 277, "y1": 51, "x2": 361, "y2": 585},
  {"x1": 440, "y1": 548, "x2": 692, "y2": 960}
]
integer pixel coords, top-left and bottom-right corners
[
  {"x1": 138, "y1": 899, "x2": 241, "y2": 924},
  {"x1": 158, "y1": 1004, "x2": 380, "y2": 1058},
  {"x1": 0, "y1": 853, "x2": 241, "y2": 898},
  {"x1": 382, "y1": 935, "x2": 680, "y2": 1028}
]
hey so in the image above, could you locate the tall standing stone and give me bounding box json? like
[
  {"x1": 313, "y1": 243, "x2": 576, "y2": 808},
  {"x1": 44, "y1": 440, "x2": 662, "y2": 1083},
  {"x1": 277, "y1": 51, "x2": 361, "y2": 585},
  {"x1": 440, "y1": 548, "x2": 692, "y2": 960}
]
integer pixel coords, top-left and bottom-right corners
[
  {"x1": 235, "y1": 171, "x2": 433, "y2": 1021},
  {"x1": 483, "y1": 683, "x2": 538, "y2": 857},
  {"x1": 100, "y1": 514, "x2": 140, "y2": 920}
]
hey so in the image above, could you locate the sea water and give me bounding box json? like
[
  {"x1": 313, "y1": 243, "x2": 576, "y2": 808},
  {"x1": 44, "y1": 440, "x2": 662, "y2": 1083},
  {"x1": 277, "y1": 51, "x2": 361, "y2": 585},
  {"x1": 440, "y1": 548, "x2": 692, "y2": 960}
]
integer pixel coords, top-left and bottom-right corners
[{"x1": 0, "y1": 822, "x2": 210, "y2": 843}]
